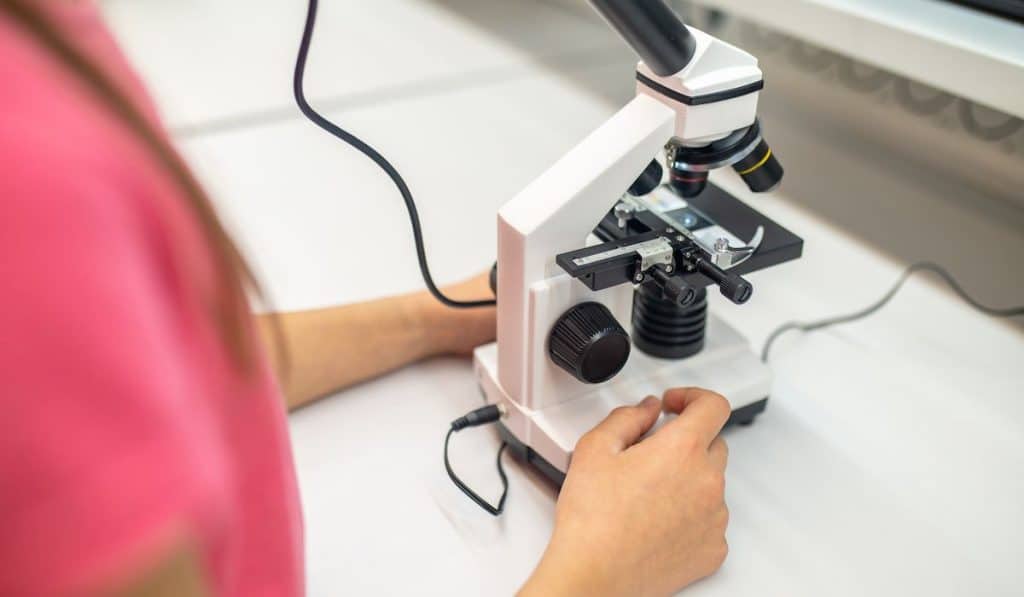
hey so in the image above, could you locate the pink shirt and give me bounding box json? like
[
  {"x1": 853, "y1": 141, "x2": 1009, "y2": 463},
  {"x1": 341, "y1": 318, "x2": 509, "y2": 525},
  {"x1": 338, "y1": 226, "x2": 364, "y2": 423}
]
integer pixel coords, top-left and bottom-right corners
[{"x1": 0, "y1": 4, "x2": 303, "y2": 596}]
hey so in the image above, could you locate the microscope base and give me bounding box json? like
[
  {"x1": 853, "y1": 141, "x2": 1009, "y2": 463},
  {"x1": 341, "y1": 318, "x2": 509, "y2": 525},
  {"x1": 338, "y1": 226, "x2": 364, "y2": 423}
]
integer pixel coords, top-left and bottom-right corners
[
  {"x1": 473, "y1": 313, "x2": 771, "y2": 484},
  {"x1": 497, "y1": 398, "x2": 767, "y2": 486}
]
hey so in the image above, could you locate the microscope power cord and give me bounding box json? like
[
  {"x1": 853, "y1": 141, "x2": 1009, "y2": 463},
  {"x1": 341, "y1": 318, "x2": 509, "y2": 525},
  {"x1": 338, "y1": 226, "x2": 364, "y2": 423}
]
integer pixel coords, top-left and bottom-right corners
[
  {"x1": 444, "y1": 405, "x2": 509, "y2": 516},
  {"x1": 294, "y1": 0, "x2": 496, "y2": 309},
  {"x1": 761, "y1": 261, "x2": 1024, "y2": 362}
]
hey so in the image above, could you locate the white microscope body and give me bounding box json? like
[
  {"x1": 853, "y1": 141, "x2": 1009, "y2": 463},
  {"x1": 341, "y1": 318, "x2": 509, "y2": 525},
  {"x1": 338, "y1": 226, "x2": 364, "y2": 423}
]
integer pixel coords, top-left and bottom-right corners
[{"x1": 474, "y1": 3, "x2": 778, "y2": 479}]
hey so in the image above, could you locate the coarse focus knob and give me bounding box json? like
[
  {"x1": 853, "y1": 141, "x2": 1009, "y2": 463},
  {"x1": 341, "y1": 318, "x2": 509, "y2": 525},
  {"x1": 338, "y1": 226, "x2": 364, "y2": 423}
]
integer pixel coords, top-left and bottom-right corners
[{"x1": 549, "y1": 302, "x2": 631, "y2": 384}]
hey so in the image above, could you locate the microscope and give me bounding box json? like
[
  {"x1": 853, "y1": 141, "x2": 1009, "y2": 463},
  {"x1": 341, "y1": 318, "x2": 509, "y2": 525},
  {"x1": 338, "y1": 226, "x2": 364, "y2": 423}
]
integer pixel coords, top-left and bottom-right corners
[{"x1": 473, "y1": 0, "x2": 802, "y2": 484}]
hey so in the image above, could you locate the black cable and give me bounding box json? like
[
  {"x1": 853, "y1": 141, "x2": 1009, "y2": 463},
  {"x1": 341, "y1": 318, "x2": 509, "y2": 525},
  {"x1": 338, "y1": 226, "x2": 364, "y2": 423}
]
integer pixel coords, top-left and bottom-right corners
[
  {"x1": 444, "y1": 405, "x2": 509, "y2": 516},
  {"x1": 762, "y1": 261, "x2": 1024, "y2": 362},
  {"x1": 294, "y1": 0, "x2": 496, "y2": 309}
]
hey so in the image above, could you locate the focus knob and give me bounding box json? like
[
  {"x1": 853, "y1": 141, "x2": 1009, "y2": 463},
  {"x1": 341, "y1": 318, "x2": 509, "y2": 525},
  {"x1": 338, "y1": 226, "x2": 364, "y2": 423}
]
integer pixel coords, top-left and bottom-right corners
[{"x1": 549, "y1": 302, "x2": 631, "y2": 384}]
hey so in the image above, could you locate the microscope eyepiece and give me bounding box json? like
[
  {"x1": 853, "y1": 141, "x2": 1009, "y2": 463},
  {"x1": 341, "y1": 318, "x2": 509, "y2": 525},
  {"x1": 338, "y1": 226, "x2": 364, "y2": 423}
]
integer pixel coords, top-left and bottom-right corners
[
  {"x1": 732, "y1": 139, "x2": 784, "y2": 194},
  {"x1": 589, "y1": 0, "x2": 696, "y2": 76}
]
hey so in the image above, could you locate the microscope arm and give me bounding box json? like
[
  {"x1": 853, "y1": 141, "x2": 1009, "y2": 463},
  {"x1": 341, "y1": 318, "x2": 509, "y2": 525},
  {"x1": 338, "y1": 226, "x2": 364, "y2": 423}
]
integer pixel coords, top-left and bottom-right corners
[{"x1": 496, "y1": 94, "x2": 676, "y2": 402}]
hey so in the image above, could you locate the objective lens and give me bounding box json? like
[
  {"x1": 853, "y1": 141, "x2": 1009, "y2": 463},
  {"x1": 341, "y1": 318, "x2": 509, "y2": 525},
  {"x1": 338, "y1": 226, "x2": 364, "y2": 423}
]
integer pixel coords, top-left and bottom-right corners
[
  {"x1": 668, "y1": 168, "x2": 708, "y2": 198},
  {"x1": 628, "y1": 159, "x2": 664, "y2": 197},
  {"x1": 732, "y1": 139, "x2": 783, "y2": 193}
]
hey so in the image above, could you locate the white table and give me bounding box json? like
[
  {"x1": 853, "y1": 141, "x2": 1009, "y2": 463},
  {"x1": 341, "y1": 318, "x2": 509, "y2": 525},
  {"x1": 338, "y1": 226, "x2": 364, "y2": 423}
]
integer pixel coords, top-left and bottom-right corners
[{"x1": 102, "y1": 1, "x2": 1024, "y2": 594}]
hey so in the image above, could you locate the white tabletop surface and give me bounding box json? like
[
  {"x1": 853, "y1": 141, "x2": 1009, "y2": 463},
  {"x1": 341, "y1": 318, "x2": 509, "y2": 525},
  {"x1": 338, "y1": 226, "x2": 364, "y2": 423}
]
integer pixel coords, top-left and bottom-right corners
[{"x1": 100, "y1": 1, "x2": 1024, "y2": 595}]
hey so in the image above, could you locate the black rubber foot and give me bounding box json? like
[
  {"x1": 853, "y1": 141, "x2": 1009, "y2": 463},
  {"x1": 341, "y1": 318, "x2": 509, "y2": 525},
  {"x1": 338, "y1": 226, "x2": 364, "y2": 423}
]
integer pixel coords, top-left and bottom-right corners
[{"x1": 727, "y1": 398, "x2": 768, "y2": 427}]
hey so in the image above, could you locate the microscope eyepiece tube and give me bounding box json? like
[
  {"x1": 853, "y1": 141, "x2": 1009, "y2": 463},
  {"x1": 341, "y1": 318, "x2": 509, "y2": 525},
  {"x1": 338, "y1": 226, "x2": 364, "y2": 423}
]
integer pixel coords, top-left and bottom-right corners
[{"x1": 588, "y1": 0, "x2": 696, "y2": 76}]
